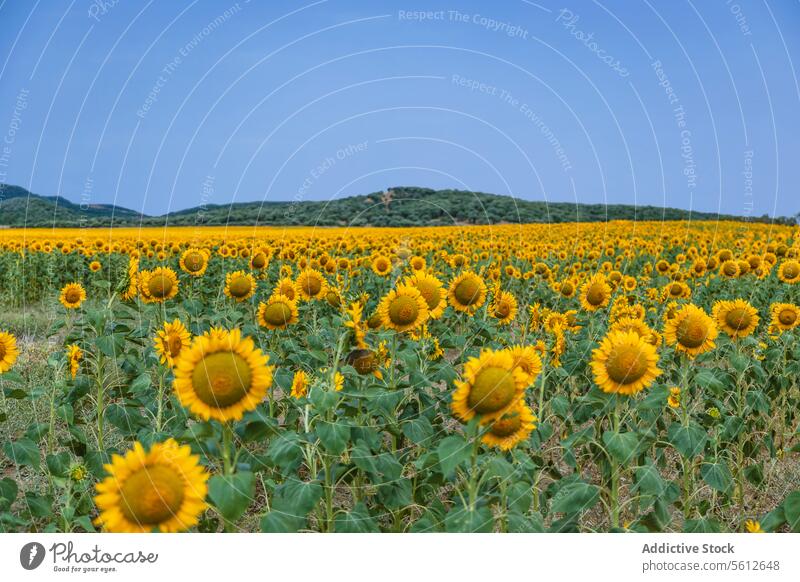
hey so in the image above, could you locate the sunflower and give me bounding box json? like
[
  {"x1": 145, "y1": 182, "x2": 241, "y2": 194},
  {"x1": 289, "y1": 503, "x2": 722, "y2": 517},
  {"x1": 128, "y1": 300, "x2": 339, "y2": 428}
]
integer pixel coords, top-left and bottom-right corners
[
  {"x1": 140, "y1": 267, "x2": 179, "y2": 303},
  {"x1": 290, "y1": 370, "x2": 309, "y2": 399},
  {"x1": 667, "y1": 386, "x2": 681, "y2": 409},
  {"x1": 448, "y1": 271, "x2": 487, "y2": 313},
  {"x1": 344, "y1": 302, "x2": 368, "y2": 348},
  {"x1": 663, "y1": 304, "x2": 718, "y2": 358},
  {"x1": 295, "y1": 268, "x2": 328, "y2": 301},
  {"x1": 481, "y1": 400, "x2": 537, "y2": 451},
  {"x1": 256, "y1": 295, "x2": 298, "y2": 330},
  {"x1": 744, "y1": 519, "x2": 765, "y2": 533},
  {"x1": 712, "y1": 299, "x2": 759, "y2": 339},
  {"x1": 590, "y1": 330, "x2": 661, "y2": 395},
  {"x1": 66, "y1": 344, "x2": 83, "y2": 379},
  {"x1": 173, "y1": 328, "x2": 274, "y2": 422},
  {"x1": 579, "y1": 274, "x2": 611, "y2": 311},
  {"x1": 59, "y1": 282, "x2": 87, "y2": 309},
  {"x1": 94, "y1": 439, "x2": 209, "y2": 533},
  {"x1": 378, "y1": 284, "x2": 429, "y2": 332},
  {"x1": 154, "y1": 319, "x2": 191, "y2": 367},
  {"x1": 770, "y1": 302, "x2": 800, "y2": 331},
  {"x1": 777, "y1": 259, "x2": 800, "y2": 284},
  {"x1": 490, "y1": 290, "x2": 518, "y2": 325},
  {"x1": 250, "y1": 251, "x2": 269, "y2": 271},
  {"x1": 409, "y1": 256, "x2": 426, "y2": 271},
  {"x1": 371, "y1": 255, "x2": 392, "y2": 276},
  {"x1": 508, "y1": 345, "x2": 542, "y2": 385},
  {"x1": 121, "y1": 257, "x2": 139, "y2": 301},
  {"x1": 179, "y1": 248, "x2": 209, "y2": 277},
  {"x1": 0, "y1": 331, "x2": 19, "y2": 374},
  {"x1": 89, "y1": 261, "x2": 102, "y2": 272},
  {"x1": 610, "y1": 317, "x2": 657, "y2": 344},
  {"x1": 451, "y1": 349, "x2": 528, "y2": 423},
  {"x1": 274, "y1": 277, "x2": 297, "y2": 301},
  {"x1": 404, "y1": 272, "x2": 446, "y2": 319},
  {"x1": 224, "y1": 271, "x2": 256, "y2": 302},
  {"x1": 719, "y1": 259, "x2": 740, "y2": 278}
]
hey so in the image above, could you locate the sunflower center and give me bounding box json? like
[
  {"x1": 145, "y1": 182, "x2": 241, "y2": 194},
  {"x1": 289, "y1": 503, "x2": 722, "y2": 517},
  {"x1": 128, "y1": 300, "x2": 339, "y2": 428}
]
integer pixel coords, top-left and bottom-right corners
[
  {"x1": 263, "y1": 302, "x2": 292, "y2": 327},
  {"x1": 228, "y1": 276, "x2": 252, "y2": 298},
  {"x1": 167, "y1": 335, "x2": 183, "y2": 358},
  {"x1": 669, "y1": 283, "x2": 683, "y2": 296},
  {"x1": 65, "y1": 288, "x2": 82, "y2": 303},
  {"x1": 301, "y1": 275, "x2": 322, "y2": 296},
  {"x1": 0, "y1": 343, "x2": 5, "y2": 360},
  {"x1": 605, "y1": 344, "x2": 650, "y2": 385},
  {"x1": 586, "y1": 283, "x2": 607, "y2": 305},
  {"x1": 376, "y1": 259, "x2": 389, "y2": 272},
  {"x1": 490, "y1": 412, "x2": 522, "y2": 437},
  {"x1": 561, "y1": 282, "x2": 574, "y2": 295},
  {"x1": 388, "y1": 295, "x2": 419, "y2": 325},
  {"x1": 779, "y1": 309, "x2": 797, "y2": 325},
  {"x1": 724, "y1": 308, "x2": 751, "y2": 330},
  {"x1": 468, "y1": 367, "x2": 516, "y2": 414},
  {"x1": 184, "y1": 252, "x2": 205, "y2": 272},
  {"x1": 454, "y1": 278, "x2": 481, "y2": 306},
  {"x1": 148, "y1": 275, "x2": 173, "y2": 298},
  {"x1": 192, "y1": 351, "x2": 252, "y2": 408},
  {"x1": 120, "y1": 465, "x2": 185, "y2": 526},
  {"x1": 495, "y1": 301, "x2": 511, "y2": 318},
  {"x1": 251, "y1": 253, "x2": 267, "y2": 269},
  {"x1": 676, "y1": 317, "x2": 708, "y2": 348}
]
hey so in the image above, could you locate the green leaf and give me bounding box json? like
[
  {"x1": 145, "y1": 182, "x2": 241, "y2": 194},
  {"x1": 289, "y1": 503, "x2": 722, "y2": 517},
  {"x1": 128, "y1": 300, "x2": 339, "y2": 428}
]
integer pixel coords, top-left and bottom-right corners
[
  {"x1": 46, "y1": 452, "x2": 71, "y2": 477},
  {"x1": 633, "y1": 460, "x2": 666, "y2": 497},
  {"x1": 266, "y1": 431, "x2": 303, "y2": 473},
  {"x1": 105, "y1": 404, "x2": 149, "y2": 435},
  {"x1": 694, "y1": 369, "x2": 727, "y2": 396},
  {"x1": 683, "y1": 518, "x2": 722, "y2": 533},
  {"x1": 444, "y1": 504, "x2": 494, "y2": 532},
  {"x1": 24, "y1": 492, "x2": 53, "y2": 518},
  {"x1": 401, "y1": 417, "x2": 434, "y2": 445},
  {"x1": 668, "y1": 422, "x2": 707, "y2": 458},
  {"x1": 260, "y1": 511, "x2": 304, "y2": 533},
  {"x1": 784, "y1": 491, "x2": 800, "y2": 532},
  {"x1": 208, "y1": 472, "x2": 255, "y2": 523},
  {"x1": 436, "y1": 435, "x2": 470, "y2": 478},
  {"x1": 551, "y1": 481, "x2": 600, "y2": 514},
  {"x1": 316, "y1": 421, "x2": 350, "y2": 456},
  {"x1": 276, "y1": 479, "x2": 323, "y2": 517},
  {"x1": 3, "y1": 438, "x2": 40, "y2": 469},
  {"x1": 700, "y1": 461, "x2": 733, "y2": 494},
  {"x1": 0, "y1": 478, "x2": 18, "y2": 511},
  {"x1": 603, "y1": 430, "x2": 639, "y2": 464},
  {"x1": 334, "y1": 502, "x2": 379, "y2": 533}
]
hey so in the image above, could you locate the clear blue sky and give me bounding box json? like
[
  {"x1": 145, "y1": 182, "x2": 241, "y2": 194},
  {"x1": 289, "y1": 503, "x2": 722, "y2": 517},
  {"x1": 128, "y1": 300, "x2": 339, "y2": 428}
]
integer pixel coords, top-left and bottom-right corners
[{"x1": 0, "y1": 0, "x2": 798, "y2": 217}]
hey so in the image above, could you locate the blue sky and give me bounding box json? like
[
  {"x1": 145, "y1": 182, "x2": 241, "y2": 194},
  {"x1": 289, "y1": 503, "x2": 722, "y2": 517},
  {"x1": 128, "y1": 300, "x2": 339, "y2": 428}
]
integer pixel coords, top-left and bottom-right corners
[{"x1": 0, "y1": 0, "x2": 798, "y2": 217}]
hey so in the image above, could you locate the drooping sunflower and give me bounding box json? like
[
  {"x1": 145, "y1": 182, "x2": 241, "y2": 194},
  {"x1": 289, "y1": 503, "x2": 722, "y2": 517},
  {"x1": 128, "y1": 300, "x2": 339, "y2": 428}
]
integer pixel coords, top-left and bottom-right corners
[
  {"x1": 66, "y1": 344, "x2": 83, "y2": 379},
  {"x1": 663, "y1": 304, "x2": 718, "y2": 358},
  {"x1": 154, "y1": 319, "x2": 192, "y2": 367},
  {"x1": 719, "y1": 259, "x2": 741, "y2": 278},
  {"x1": 451, "y1": 349, "x2": 528, "y2": 423},
  {"x1": 481, "y1": 399, "x2": 537, "y2": 451},
  {"x1": 448, "y1": 271, "x2": 487, "y2": 313},
  {"x1": 404, "y1": 272, "x2": 446, "y2": 319},
  {"x1": 770, "y1": 302, "x2": 800, "y2": 331},
  {"x1": 250, "y1": 250, "x2": 269, "y2": 271},
  {"x1": 712, "y1": 299, "x2": 759, "y2": 339},
  {"x1": 490, "y1": 290, "x2": 518, "y2": 325},
  {"x1": 274, "y1": 277, "x2": 297, "y2": 301},
  {"x1": 378, "y1": 284, "x2": 429, "y2": 333},
  {"x1": 590, "y1": 330, "x2": 661, "y2": 395},
  {"x1": 94, "y1": 439, "x2": 209, "y2": 533},
  {"x1": 667, "y1": 386, "x2": 681, "y2": 409},
  {"x1": 256, "y1": 295, "x2": 298, "y2": 330},
  {"x1": 179, "y1": 248, "x2": 209, "y2": 277},
  {"x1": 295, "y1": 268, "x2": 328, "y2": 301},
  {"x1": 508, "y1": 345, "x2": 542, "y2": 386},
  {"x1": 579, "y1": 274, "x2": 611, "y2": 311},
  {"x1": 173, "y1": 328, "x2": 274, "y2": 422},
  {"x1": 0, "y1": 331, "x2": 19, "y2": 374},
  {"x1": 344, "y1": 301, "x2": 368, "y2": 348},
  {"x1": 140, "y1": 267, "x2": 179, "y2": 303},
  {"x1": 777, "y1": 259, "x2": 800, "y2": 284},
  {"x1": 59, "y1": 282, "x2": 87, "y2": 309},
  {"x1": 224, "y1": 270, "x2": 256, "y2": 302},
  {"x1": 290, "y1": 370, "x2": 309, "y2": 399}
]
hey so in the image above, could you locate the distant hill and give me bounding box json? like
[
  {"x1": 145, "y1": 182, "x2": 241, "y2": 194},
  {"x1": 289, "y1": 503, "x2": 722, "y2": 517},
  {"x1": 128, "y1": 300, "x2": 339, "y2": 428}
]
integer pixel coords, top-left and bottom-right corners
[{"x1": 0, "y1": 183, "x2": 794, "y2": 228}]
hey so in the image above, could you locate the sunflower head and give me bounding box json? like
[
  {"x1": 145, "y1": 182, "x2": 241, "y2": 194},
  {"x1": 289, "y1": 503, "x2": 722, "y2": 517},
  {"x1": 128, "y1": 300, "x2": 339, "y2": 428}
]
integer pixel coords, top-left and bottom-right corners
[
  {"x1": 180, "y1": 248, "x2": 209, "y2": 276},
  {"x1": 154, "y1": 319, "x2": 191, "y2": 367},
  {"x1": 481, "y1": 400, "x2": 537, "y2": 451},
  {"x1": 778, "y1": 259, "x2": 800, "y2": 284},
  {"x1": 404, "y1": 272, "x2": 446, "y2": 319},
  {"x1": 491, "y1": 290, "x2": 518, "y2": 325},
  {"x1": 257, "y1": 295, "x2": 298, "y2": 330},
  {"x1": 295, "y1": 269, "x2": 327, "y2": 301},
  {"x1": 0, "y1": 331, "x2": 19, "y2": 374},
  {"x1": 770, "y1": 302, "x2": 799, "y2": 331},
  {"x1": 590, "y1": 330, "x2": 662, "y2": 395},
  {"x1": 290, "y1": 370, "x2": 309, "y2": 399},
  {"x1": 60, "y1": 282, "x2": 87, "y2": 309},
  {"x1": 224, "y1": 271, "x2": 256, "y2": 302},
  {"x1": 664, "y1": 304, "x2": 718, "y2": 358},
  {"x1": 94, "y1": 439, "x2": 209, "y2": 533},
  {"x1": 141, "y1": 267, "x2": 179, "y2": 303},
  {"x1": 712, "y1": 299, "x2": 759, "y2": 339},
  {"x1": 448, "y1": 271, "x2": 487, "y2": 313},
  {"x1": 451, "y1": 349, "x2": 528, "y2": 423},
  {"x1": 580, "y1": 274, "x2": 611, "y2": 311},
  {"x1": 173, "y1": 328, "x2": 274, "y2": 422},
  {"x1": 378, "y1": 284, "x2": 429, "y2": 332},
  {"x1": 508, "y1": 345, "x2": 542, "y2": 385}
]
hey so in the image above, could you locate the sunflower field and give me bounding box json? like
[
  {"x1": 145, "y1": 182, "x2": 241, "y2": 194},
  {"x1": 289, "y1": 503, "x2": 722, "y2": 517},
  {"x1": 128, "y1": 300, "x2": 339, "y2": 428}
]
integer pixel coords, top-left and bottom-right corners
[{"x1": 0, "y1": 221, "x2": 799, "y2": 533}]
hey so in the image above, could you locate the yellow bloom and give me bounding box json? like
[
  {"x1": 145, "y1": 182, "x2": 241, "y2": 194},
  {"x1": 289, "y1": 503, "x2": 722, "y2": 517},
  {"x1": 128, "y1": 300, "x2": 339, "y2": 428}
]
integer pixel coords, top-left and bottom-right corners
[
  {"x1": 0, "y1": 331, "x2": 19, "y2": 374},
  {"x1": 712, "y1": 299, "x2": 759, "y2": 339},
  {"x1": 447, "y1": 271, "x2": 487, "y2": 314},
  {"x1": 744, "y1": 519, "x2": 764, "y2": 533},
  {"x1": 257, "y1": 295, "x2": 298, "y2": 330},
  {"x1": 667, "y1": 386, "x2": 681, "y2": 409},
  {"x1": 770, "y1": 302, "x2": 799, "y2": 331},
  {"x1": 490, "y1": 290, "x2": 518, "y2": 325},
  {"x1": 295, "y1": 268, "x2": 328, "y2": 301},
  {"x1": 179, "y1": 248, "x2": 209, "y2": 276},
  {"x1": 481, "y1": 400, "x2": 537, "y2": 451},
  {"x1": 94, "y1": 439, "x2": 209, "y2": 533},
  {"x1": 59, "y1": 282, "x2": 87, "y2": 309},
  {"x1": 66, "y1": 344, "x2": 83, "y2": 379},
  {"x1": 224, "y1": 270, "x2": 256, "y2": 302},
  {"x1": 451, "y1": 349, "x2": 528, "y2": 423},
  {"x1": 290, "y1": 370, "x2": 309, "y2": 399},
  {"x1": 378, "y1": 284, "x2": 429, "y2": 333},
  {"x1": 404, "y1": 272, "x2": 446, "y2": 319},
  {"x1": 140, "y1": 267, "x2": 179, "y2": 303},
  {"x1": 590, "y1": 330, "x2": 661, "y2": 396},
  {"x1": 154, "y1": 319, "x2": 191, "y2": 367},
  {"x1": 579, "y1": 274, "x2": 611, "y2": 311},
  {"x1": 663, "y1": 304, "x2": 718, "y2": 358}
]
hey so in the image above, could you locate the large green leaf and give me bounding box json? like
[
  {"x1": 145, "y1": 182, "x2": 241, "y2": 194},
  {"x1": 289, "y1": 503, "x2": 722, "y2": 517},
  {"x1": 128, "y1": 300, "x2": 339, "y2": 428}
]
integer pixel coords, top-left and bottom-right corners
[
  {"x1": 208, "y1": 472, "x2": 255, "y2": 523},
  {"x1": 668, "y1": 422, "x2": 707, "y2": 457},
  {"x1": 550, "y1": 481, "x2": 600, "y2": 514},
  {"x1": 3, "y1": 438, "x2": 40, "y2": 469},
  {"x1": 700, "y1": 461, "x2": 733, "y2": 494},
  {"x1": 436, "y1": 435, "x2": 470, "y2": 478}
]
